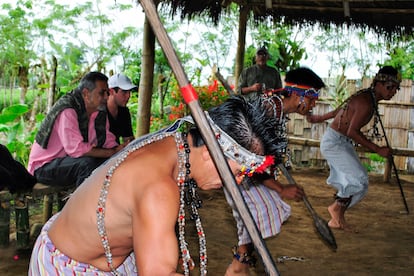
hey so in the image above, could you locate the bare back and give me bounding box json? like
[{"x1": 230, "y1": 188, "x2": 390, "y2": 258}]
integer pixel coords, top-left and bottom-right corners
[{"x1": 47, "y1": 136, "x2": 181, "y2": 272}]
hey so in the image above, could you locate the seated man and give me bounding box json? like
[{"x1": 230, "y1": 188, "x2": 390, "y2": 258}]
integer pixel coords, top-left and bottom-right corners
[
  {"x1": 107, "y1": 73, "x2": 137, "y2": 144},
  {"x1": 0, "y1": 144, "x2": 36, "y2": 193},
  {"x1": 28, "y1": 72, "x2": 125, "y2": 187},
  {"x1": 29, "y1": 96, "x2": 282, "y2": 275}
]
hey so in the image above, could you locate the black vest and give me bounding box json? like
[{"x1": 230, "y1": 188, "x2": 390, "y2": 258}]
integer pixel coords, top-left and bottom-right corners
[{"x1": 35, "y1": 90, "x2": 106, "y2": 149}]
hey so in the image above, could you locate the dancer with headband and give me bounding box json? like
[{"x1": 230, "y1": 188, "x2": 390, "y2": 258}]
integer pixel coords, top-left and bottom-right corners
[
  {"x1": 307, "y1": 66, "x2": 401, "y2": 231},
  {"x1": 226, "y1": 67, "x2": 326, "y2": 276}
]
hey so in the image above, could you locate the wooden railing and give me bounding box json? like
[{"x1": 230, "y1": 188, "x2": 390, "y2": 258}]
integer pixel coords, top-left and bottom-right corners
[{"x1": 288, "y1": 136, "x2": 414, "y2": 182}]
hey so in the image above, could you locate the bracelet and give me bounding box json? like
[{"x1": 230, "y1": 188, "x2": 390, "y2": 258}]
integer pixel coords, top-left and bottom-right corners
[{"x1": 232, "y1": 246, "x2": 257, "y2": 267}]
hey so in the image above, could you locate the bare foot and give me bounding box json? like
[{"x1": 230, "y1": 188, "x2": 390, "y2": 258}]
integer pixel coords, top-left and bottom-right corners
[
  {"x1": 328, "y1": 202, "x2": 352, "y2": 231},
  {"x1": 225, "y1": 261, "x2": 250, "y2": 276},
  {"x1": 327, "y1": 201, "x2": 360, "y2": 233}
]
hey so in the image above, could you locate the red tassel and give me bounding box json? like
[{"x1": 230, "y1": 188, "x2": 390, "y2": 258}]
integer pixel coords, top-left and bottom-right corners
[{"x1": 255, "y1": 155, "x2": 275, "y2": 174}]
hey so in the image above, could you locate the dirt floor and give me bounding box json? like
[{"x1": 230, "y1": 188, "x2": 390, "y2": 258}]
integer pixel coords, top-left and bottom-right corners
[{"x1": 1, "y1": 167, "x2": 414, "y2": 275}]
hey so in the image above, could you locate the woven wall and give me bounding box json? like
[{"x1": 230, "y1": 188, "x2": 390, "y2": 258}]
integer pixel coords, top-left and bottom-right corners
[{"x1": 287, "y1": 78, "x2": 414, "y2": 173}]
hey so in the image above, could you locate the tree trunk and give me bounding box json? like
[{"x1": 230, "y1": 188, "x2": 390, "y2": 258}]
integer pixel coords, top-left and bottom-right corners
[
  {"x1": 47, "y1": 56, "x2": 58, "y2": 113},
  {"x1": 234, "y1": 5, "x2": 249, "y2": 93},
  {"x1": 18, "y1": 66, "x2": 29, "y2": 104},
  {"x1": 137, "y1": 14, "x2": 156, "y2": 137},
  {"x1": 158, "y1": 74, "x2": 166, "y2": 119}
]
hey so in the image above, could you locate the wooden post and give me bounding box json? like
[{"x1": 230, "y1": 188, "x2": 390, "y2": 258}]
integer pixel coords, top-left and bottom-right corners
[
  {"x1": 42, "y1": 194, "x2": 54, "y2": 224},
  {"x1": 384, "y1": 159, "x2": 392, "y2": 182},
  {"x1": 234, "y1": 4, "x2": 248, "y2": 92},
  {"x1": 15, "y1": 196, "x2": 30, "y2": 249},
  {"x1": 0, "y1": 191, "x2": 11, "y2": 248}
]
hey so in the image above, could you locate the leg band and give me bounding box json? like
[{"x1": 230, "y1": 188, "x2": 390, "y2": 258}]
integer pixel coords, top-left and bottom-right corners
[{"x1": 334, "y1": 194, "x2": 352, "y2": 208}]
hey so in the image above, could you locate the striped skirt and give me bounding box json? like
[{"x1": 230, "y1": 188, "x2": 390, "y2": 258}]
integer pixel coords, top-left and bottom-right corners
[
  {"x1": 224, "y1": 180, "x2": 291, "y2": 245},
  {"x1": 28, "y1": 213, "x2": 137, "y2": 275}
]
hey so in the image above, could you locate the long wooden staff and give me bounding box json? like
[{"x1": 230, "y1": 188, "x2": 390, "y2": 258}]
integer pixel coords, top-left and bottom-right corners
[
  {"x1": 138, "y1": 0, "x2": 280, "y2": 274},
  {"x1": 214, "y1": 68, "x2": 236, "y2": 95},
  {"x1": 374, "y1": 107, "x2": 409, "y2": 214},
  {"x1": 278, "y1": 164, "x2": 337, "y2": 251}
]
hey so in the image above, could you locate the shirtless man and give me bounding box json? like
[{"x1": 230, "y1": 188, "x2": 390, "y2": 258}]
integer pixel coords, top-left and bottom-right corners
[
  {"x1": 307, "y1": 66, "x2": 400, "y2": 230},
  {"x1": 29, "y1": 96, "x2": 282, "y2": 275}
]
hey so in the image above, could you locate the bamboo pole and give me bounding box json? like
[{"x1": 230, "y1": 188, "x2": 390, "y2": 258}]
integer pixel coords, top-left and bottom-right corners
[
  {"x1": 139, "y1": 0, "x2": 279, "y2": 274},
  {"x1": 15, "y1": 197, "x2": 30, "y2": 248},
  {"x1": 0, "y1": 191, "x2": 11, "y2": 248}
]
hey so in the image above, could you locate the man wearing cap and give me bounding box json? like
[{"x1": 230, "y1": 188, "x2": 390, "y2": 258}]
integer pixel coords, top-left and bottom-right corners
[
  {"x1": 107, "y1": 73, "x2": 137, "y2": 144},
  {"x1": 237, "y1": 46, "x2": 282, "y2": 100},
  {"x1": 307, "y1": 65, "x2": 400, "y2": 231}
]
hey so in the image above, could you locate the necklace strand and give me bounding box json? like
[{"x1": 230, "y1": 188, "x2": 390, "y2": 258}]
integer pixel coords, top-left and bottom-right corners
[
  {"x1": 96, "y1": 131, "x2": 207, "y2": 275},
  {"x1": 177, "y1": 133, "x2": 207, "y2": 275}
]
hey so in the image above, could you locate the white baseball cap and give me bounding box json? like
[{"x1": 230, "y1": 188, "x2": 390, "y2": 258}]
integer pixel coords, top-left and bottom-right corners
[{"x1": 108, "y1": 73, "x2": 137, "y2": 91}]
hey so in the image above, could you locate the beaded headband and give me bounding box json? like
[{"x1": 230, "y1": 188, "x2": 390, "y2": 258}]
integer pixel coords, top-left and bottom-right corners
[
  {"x1": 284, "y1": 82, "x2": 320, "y2": 99},
  {"x1": 183, "y1": 114, "x2": 274, "y2": 177},
  {"x1": 374, "y1": 73, "x2": 402, "y2": 85}
]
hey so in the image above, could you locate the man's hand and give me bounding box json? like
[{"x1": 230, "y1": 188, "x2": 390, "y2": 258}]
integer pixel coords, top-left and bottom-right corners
[
  {"x1": 250, "y1": 83, "x2": 262, "y2": 92},
  {"x1": 280, "y1": 184, "x2": 305, "y2": 202}
]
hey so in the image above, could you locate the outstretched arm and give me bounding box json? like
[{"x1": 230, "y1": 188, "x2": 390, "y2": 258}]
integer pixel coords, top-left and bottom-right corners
[{"x1": 306, "y1": 108, "x2": 340, "y2": 123}]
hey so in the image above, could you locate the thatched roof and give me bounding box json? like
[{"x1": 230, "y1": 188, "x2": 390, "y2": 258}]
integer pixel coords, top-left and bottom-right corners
[{"x1": 163, "y1": 0, "x2": 414, "y2": 37}]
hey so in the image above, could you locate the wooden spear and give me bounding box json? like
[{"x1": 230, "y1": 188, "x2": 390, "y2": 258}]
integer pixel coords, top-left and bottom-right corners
[{"x1": 138, "y1": 0, "x2": 279, "y2": 274}]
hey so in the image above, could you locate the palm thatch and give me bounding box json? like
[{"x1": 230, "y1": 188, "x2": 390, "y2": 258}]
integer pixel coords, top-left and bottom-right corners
[{"x1": 161, "y1": 0, "x2": 414, "y2": 37}]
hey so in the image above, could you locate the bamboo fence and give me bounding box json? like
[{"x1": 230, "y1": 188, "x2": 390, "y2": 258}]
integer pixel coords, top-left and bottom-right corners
[{"x1": 287, "y1": 78, "x2": 414, "y2": 173}]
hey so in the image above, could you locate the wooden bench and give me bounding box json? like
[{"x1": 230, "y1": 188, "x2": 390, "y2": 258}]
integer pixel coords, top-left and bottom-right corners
[
  {"x1": 0, "y1": 183, "x2": 74, "y2": 249},
  {"x1": 32, "y1": 183, "x2": 75, "y2": 224}
]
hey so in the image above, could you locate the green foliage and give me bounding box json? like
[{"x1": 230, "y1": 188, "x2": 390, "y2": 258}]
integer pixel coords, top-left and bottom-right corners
[
  {"x1": 368, "y1": 153, "x2": 385, "y2": 163},
  {"x1": 327, "y1": 74, "x2": 349, "y2": 108},
  {"x1": 248, "y1": 21, "x2": 308, "y2": 73},
  {"x1": 363, "y1": 153, "x2": 385, "y2": 173},
  {"x1": 0, "y1": 0, "x2": 35, "y2": 81},
  {"x1": 383, "y1": 35, "x2": 414, "y2": 80},
  {"x1": 0, "y1": 104, "x2": 33, "y2": 165},
  {"x1": 145, "y1": 80, "x2": 230, "y2": 132}
]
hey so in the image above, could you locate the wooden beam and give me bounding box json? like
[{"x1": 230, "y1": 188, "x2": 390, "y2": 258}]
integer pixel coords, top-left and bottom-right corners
[{"x1": 288, "y1": 136, "x2": 414, "y2": 157}]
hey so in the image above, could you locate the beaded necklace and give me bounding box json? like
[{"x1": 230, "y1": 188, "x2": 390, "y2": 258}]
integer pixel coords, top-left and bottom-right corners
[
  {"x1": 176, "y1": 133, "x2": 207, "y2": 276},
  {"x1": 96, "y1": 131, "x2": 207, "y2": 275},
  {"x1": 262, "y1": 94, "x2": 289, "y2": 169},
  {"x1": 337, "y1": 88, "x2": 382, "y2": 142},
  {"x1": 367, "y1": 88, "x2": 383, "y2": 142}
]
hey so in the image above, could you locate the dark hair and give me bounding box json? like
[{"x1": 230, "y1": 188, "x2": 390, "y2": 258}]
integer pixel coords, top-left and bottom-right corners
[
  {"x1": 189, "y1": 96, "x2": 281, "y2": 156},
  {"x1": 373, "y1": 65, "x2": 400, "y2": 86},
  {"x1": 278, "y1": 67, "x2": 325, "y2": 97},
  {"x1": 285, "y1": 67, "x2": 325, "y2": 89},
  {"x1": 76, "y1": 71, "x2": 108, "y2": 93},
  {"x1": 378, "y1": 65, "x2": 398, "y2": 76}
]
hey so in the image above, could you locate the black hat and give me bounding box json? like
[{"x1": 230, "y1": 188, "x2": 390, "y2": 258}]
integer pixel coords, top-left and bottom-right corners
[{"x1": 256, "y1": 46, "x2": 269, "y2": 56}]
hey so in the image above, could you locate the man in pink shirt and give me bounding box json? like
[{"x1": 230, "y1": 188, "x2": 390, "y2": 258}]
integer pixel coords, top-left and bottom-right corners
[{"x1": 28, "y1": 72, "x2": 125, "y2": 187}]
